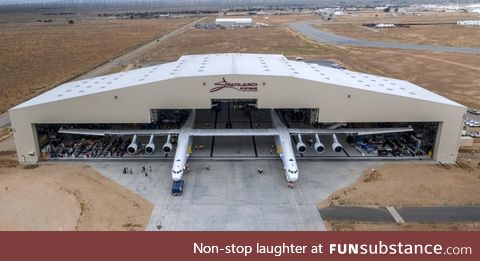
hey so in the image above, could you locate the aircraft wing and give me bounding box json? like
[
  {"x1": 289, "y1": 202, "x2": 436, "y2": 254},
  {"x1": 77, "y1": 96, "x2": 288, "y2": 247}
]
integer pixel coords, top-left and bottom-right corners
[
  {"x1": 58, "y1": 126, "x2": 413, "y2": 137},
  {"x1": 190, "y1": 128, "x2": 278, "y2": 137},
  {"x1": 58, "y1": 128, "x2": 180, "y2": 136},
  {"x1": 288, "y1": 126, "x2": 414, "y2": 136}
]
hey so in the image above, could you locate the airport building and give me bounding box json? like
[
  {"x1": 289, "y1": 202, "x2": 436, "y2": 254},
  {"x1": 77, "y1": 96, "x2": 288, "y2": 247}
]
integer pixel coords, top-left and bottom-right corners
[
  {"x1": 215, "y1": 18, "x2": 252, "y2": 27},
  {"x1": 457, "y1": 20, "x2": 480, "y2": 26},
  {"x1": 10, "y1": 53, "x2": 466, "y2": 165}
]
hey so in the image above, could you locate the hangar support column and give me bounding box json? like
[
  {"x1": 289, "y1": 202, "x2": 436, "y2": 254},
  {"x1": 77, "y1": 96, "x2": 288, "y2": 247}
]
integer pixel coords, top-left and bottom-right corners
[
  {"x1": 10, "y1": 119, "x2": 40, "y2": 164},
  {"x1": 433, "y1": 117, "x2": 464, "y2": 164}
]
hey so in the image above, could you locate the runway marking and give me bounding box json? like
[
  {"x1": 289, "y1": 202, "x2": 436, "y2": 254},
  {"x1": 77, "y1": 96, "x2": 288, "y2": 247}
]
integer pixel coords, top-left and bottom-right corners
[{"x1": 387, "y1": 206, "x2": 405, "y2": 224}]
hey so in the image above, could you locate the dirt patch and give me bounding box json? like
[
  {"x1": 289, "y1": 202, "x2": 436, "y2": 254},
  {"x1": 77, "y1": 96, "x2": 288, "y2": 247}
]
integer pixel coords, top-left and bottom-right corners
[
  {"x1": 0, "y1": 164, "x2": 153, "y2": 231},
  {"x1": 0, "y1": 17, "x2": 194, "y2": 113},
  {"x1": 0, "y1": 151, "x2": 17, "y2": 168},
  {"x1": 326, "y1": 221, "x2": 480, "y2": 231},
  {"x1": 321, "y1": 47, "x2": 480, "y2": 108},
  {"x1": 138, "y1": 27, "x2": 336, "y2": 64},
  {"x1": 322, "y1": 162, "x2": 480, "y2": 208},
  {"x1": 329, "y1": 10, "x2": 480, "y2": 24}
]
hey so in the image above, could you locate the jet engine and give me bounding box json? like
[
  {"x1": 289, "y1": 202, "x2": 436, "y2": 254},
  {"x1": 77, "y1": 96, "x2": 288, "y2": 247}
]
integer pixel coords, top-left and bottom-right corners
[
  {"x1": 296, "y1": 134, "x2": 307, "y2": 153},
  {"x1": 331, "y1": 134, "x2": 343, "y2": 153},
  {"x1": 162, "y1": 134, "x2": 173, "y2": 153},
  {"x1": 127, "y1": 135, "x2": 138, "y2": 154},
  {"x1": 145, "y1": 135, "x2": 155, "y2": 154},
  {"x1": 314, "y1": 134, "x2": 325, "y2": 153}
]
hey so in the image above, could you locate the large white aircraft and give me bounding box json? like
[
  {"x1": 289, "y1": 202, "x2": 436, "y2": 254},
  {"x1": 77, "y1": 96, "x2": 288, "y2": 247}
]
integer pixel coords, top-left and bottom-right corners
[{"x1": 59, "y1": 109, "x2": 412, "y2": 188}]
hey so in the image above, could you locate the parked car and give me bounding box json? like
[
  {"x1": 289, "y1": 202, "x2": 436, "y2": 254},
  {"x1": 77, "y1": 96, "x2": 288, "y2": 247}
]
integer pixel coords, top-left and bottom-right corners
[{"x1": 467, "y1": 108, "x2": 480, "y2": 115}]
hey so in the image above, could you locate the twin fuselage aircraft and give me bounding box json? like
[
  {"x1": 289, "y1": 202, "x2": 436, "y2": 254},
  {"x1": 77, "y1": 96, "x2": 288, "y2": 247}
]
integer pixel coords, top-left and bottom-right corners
[{"x1": 59, "y1": 109, "x2": 412, "y2": 188}]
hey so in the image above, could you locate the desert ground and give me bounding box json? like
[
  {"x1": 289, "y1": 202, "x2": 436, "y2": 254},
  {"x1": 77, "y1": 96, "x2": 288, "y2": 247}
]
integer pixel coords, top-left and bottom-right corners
[
  {"x1": 0, "y1": 16, "x2": 195, "y2": 113},
  {"x1": 322, "y1": 162, "x2": 480, "y2": 208},
  {"x1": 321, "y1": 160, "x2": 480, "y2": 231},
  {"x1": 328, "y1": 10, "x2": 480, "y2": 24},
  {"x1": 316, "y1": 23, "x2": 480, "y2": 48},
  {"x1": 313, "y1": 10, "x2": 480, "y2": 48},
  {"x1": 137, "y1": 14, "x2": 327, "y2": 63},
  {"x1": 0, "y1": 158, "x2": 153, "y2": 231},
  {"x1": 322, "y1": 47, "x2": 480, "y2": 109}
]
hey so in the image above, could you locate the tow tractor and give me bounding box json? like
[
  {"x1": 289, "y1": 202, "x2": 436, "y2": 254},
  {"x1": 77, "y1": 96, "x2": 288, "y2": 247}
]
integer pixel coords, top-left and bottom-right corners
[{"x1": 171, "y1": 180, "x2": 184, "y2": 196}]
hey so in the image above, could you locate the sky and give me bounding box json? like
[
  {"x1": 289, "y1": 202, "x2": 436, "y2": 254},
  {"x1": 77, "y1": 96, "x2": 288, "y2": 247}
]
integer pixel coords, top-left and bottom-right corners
[
  {"x1": 0, "y1": 0, "x2": 467, "y2": 6},
  {"x1": 2, "y1": 0, "x2": 310, "y2": 5}
]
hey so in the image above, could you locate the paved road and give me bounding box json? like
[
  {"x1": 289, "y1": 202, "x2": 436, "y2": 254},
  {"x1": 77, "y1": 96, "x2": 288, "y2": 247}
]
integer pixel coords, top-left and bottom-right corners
[
  {"x1": 77, "y1": 17, "x2": 206, "y2": 80},
  {"x1": 398, "y1": 206, "x2": 480, "y2": 223},
  {"x1": 320, "y1": 205, "x2": 480, "y2": 223},
  {"x1": 319, "y1": 206, "x2": 395, "y2": 222},
  {"x1": 288, "y1": 22, "x2": 480, "y2": 54}
]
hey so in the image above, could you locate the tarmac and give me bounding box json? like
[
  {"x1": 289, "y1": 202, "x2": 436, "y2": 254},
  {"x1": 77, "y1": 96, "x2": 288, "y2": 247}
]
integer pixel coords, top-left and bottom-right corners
[
  {"x1": 288, "y1": 22, "x2": 480, "y2": 54},
  {"x1": 320, "y1": 206, "x2": 480, "y2": 223},
  {"x1": 89, "y1": 160, "x2": 373, "y2": 231}
]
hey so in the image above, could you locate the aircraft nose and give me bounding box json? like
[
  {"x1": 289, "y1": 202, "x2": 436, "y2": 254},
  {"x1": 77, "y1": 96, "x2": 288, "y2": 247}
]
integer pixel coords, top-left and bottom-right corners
[
  {"x1": 172, "y1": 172, "x2": 181, "y2": 181},
  {"x1": 171, "y1": 168, "x2": 183, "y2": 181}
]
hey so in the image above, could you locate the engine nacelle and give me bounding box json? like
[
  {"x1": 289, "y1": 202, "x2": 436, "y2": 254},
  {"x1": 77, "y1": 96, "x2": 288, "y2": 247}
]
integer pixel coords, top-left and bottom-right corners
[
  {"x1": 331, "y1": 134, "x2": 343, "y2": 153},
  {"x1": 162, "y1": 134, "x2": 173, "y2": 153},
  {"x1": 145, "y1": 135, "x2": 155, "y2": 154},
  {"x1": 314, "y1": 134, "x2": 325, "y2": 153},
  {"x1": 127, "y1": 135, "x2": 138, "y2": 154},
  {"x1": 296, "y1": 134, "x2": 307, "y2": 153}
]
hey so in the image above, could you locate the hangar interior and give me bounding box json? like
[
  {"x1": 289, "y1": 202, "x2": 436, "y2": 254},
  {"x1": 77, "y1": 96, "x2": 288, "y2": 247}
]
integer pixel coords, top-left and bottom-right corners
[{"x1": 37, "y1": 99, "x2": 438, "y2": 161}]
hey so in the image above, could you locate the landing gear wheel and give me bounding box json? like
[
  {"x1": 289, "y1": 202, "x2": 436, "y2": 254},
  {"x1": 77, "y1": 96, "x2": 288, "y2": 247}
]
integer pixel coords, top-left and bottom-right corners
[{"x1": 287, "y1": 182, "x2": 294, "y2": 189}]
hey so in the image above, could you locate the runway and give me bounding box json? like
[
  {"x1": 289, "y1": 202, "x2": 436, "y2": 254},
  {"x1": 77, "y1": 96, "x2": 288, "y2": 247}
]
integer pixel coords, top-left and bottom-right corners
[{"x1": 288, "y1": 22, "x2": 480, "y2": 54}]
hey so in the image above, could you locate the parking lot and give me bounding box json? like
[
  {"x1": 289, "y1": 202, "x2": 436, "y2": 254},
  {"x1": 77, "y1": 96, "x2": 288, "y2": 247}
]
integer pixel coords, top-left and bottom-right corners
[{"x1": 464, "y1": 111, "x2": 480, "y2": 137}]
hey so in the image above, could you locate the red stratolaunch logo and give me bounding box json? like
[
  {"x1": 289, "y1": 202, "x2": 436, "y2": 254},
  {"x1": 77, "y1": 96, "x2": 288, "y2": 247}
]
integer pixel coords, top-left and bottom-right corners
[{"x1": 210, "y1": 78, "x2": 258, "y2": 93}]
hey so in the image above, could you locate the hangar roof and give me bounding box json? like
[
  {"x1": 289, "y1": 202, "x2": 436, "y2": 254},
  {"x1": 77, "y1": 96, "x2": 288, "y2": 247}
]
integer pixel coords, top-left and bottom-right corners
[
  {"x1": 215, "y1": 18, "x2": 252, "y2": 23},
  {"x1": 12, "y1": 53, "x2": 464, "y2": 109}
]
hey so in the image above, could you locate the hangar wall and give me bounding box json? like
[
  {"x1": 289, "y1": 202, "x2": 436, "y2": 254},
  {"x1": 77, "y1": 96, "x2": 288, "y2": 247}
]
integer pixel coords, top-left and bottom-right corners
[{"x1": 10, "y1": 75, "x2": 466, "y2": 163}]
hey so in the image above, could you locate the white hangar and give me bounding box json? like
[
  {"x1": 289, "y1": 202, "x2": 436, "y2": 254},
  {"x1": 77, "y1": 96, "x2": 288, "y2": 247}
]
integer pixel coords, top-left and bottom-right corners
[
  {"x1": 215, "y1": 17, "x2": 252, "y2": 27},
  {"x1": 9, "y1": 53, "x2": 466, "y2": 171}
]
